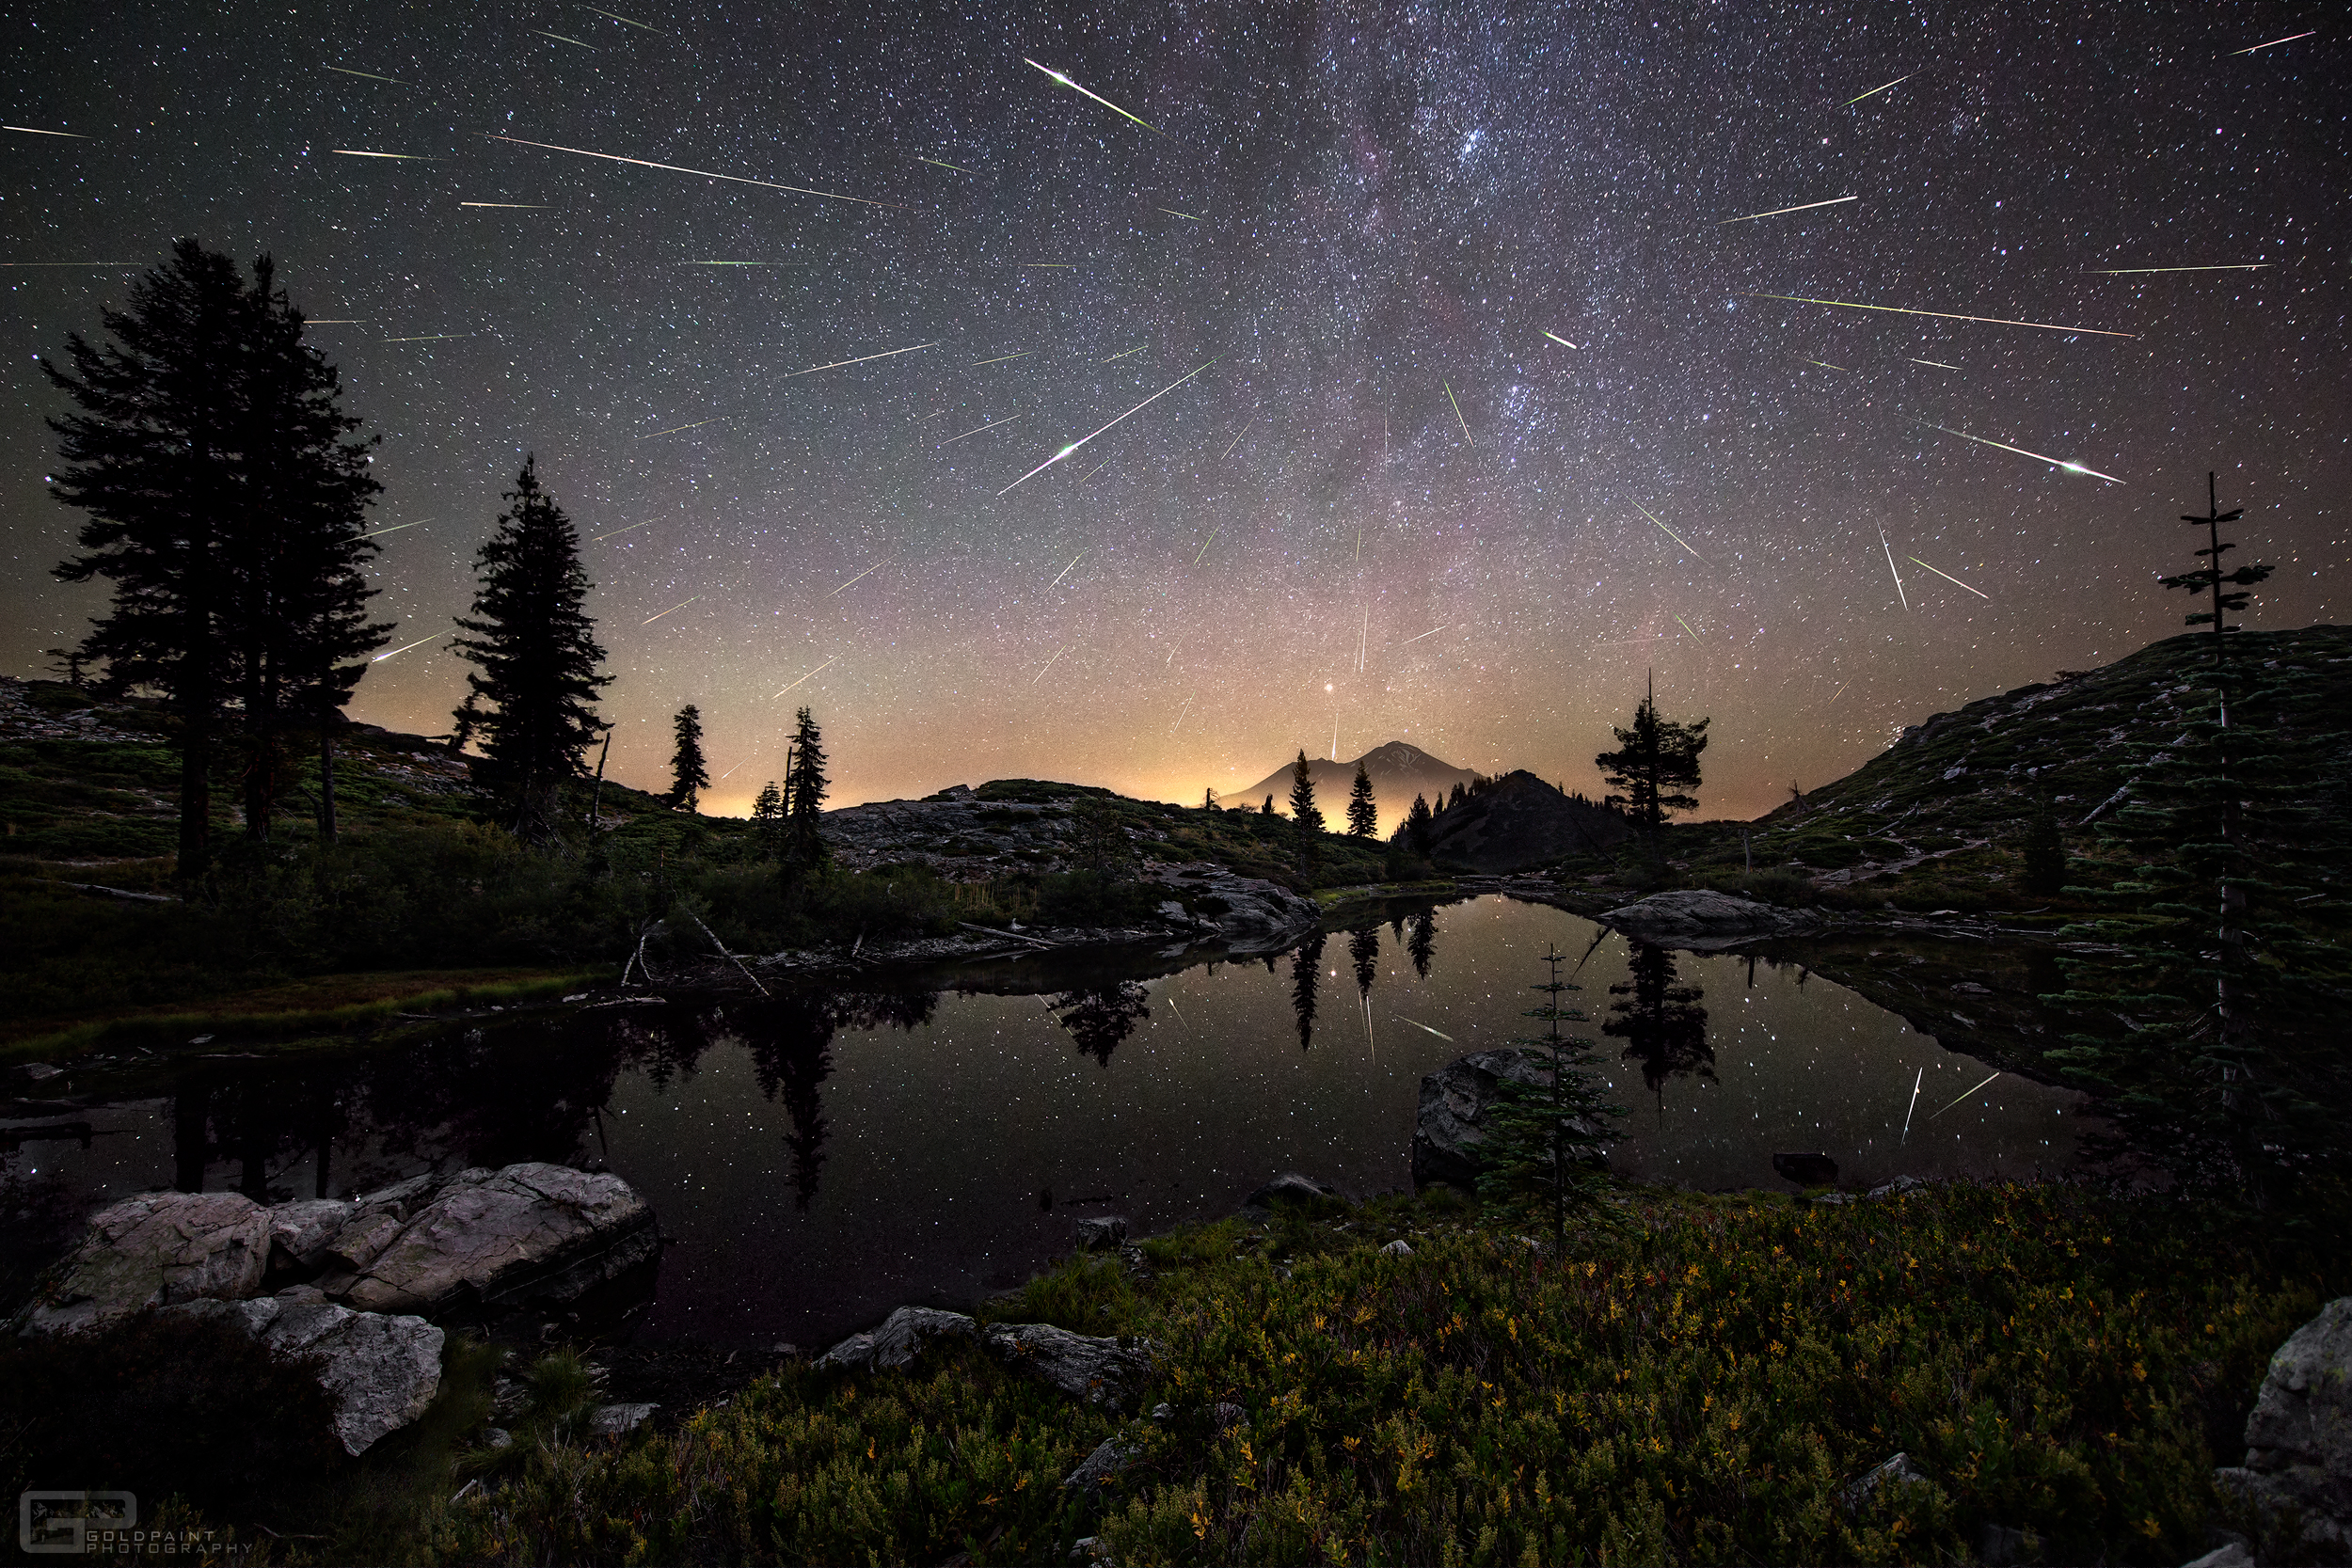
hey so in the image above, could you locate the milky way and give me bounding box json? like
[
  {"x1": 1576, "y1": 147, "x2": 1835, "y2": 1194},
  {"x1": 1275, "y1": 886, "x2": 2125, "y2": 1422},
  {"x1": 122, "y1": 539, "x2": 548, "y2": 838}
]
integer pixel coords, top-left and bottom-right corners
[{"x1": 3, "y1": 5, "x2": 2343, "y2": 816}]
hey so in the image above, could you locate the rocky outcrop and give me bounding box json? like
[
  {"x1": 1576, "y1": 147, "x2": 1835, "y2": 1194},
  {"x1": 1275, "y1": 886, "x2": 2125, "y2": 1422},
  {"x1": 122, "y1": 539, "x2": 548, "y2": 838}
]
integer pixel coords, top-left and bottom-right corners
[
  {"x1": 1151, "y1": 867, "x2": 1321, "y2": 952},
  {"x1": 1241, "y1": 1173, "x2": 1348, "y2": 1215},
  {"x1": 1413, "y1": 1048, "x2": 1607, "y2": 1191},
  {"x1": 336, "y1": 1164, "x2": 659, "y2": 1316},
  {"x1": 814, "y1": 1306, "x2": 982, "y2": 1373},
  {"x1": 1600, "y1": 889, "x2": 1824, "y2": 949},
  {"x1": 19, "y1": 1191, "x2": 271, "y2": 1335},
  {"x1": 268, "y1": 1199, "x2": 358, "y2": 1273},
  {"x1": 817, "y1": 1307, "x2": 1155, "y2": 1411},
  {"x1": 165, "y1": 1292, "x2": 444, "y2": 1456},
  {"x1": 2217, "y1": 1295, "x2": 2352, "y2": 1557}
]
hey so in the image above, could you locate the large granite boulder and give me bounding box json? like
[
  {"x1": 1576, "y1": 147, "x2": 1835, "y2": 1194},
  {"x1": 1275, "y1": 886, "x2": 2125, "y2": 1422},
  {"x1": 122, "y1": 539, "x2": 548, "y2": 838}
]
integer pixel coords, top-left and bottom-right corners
[
  {"x1": 268, "y1": 1199, "x2": 358, "y2": 1273},
  {"x1": 335, "y1": 1163, "x2": 658, "y2": 1316},
  {"x1": 166, "y1": 1292, "x2": 444, "y2": 1455},
  {"x1": 2217, "y1": 1295, "x2": 2352, "y2": 1557},
  {"x1": 19, "y1": 1191, "x2": 271, "y2": 1336},
  {"x1": 1413, "y1": 1048, "x2": 1607, "y2": 1191},
  {"x1": 1600, "y1": 889, "x2": 1823, "y2": 949},
  {"x1": 814, "y1": 1306, "x2": 981, "y2": 1373}
]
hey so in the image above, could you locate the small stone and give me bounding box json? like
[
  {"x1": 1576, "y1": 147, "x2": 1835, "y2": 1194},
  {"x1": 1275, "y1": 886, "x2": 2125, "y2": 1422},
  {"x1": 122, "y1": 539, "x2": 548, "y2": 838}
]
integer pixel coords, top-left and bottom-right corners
[
  {"x1": 1150, "y1": 1402, "x2": 1174, "y2": 1421},
  {"x1": 1242, "y1": 1172, "x2": 1346, "y2": 1212},
  {"x1": 1837, "y1": 1451, "x2": 1931, "y2": 1513},
  {"x1": 482, "y1": 1426, "x2": 514, "y2": 1451},
  {"x1": 1061, "y1": 1435, "x2": 1139, "y2": 1492},
  {"x1": 17, "y1": 1063, "x2": 63, "y2": 1083},
  {"x1": 2180, "y1": 1544, "x2": 2253, "y2": 1568},
  {"x1": 1867, "y1": 1175, "x2": 1929, "y2": 1200},
  {"x1": 587, "y1": 1402, "x2": 659, "y2": 1437},
  {"x1": 1381, "y1": 1239, "x2": 1414, "y2": 1257},
  {"x1": 1073, "y1": 1215, "x2": 1129, "y2": 1251}
]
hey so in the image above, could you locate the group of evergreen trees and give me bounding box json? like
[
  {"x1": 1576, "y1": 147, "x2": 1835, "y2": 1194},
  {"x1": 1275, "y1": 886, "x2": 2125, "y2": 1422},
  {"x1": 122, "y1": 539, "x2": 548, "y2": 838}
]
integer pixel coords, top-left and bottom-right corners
[{"x1": 45, "y1": 238, "x2": 829, "y2": 880}]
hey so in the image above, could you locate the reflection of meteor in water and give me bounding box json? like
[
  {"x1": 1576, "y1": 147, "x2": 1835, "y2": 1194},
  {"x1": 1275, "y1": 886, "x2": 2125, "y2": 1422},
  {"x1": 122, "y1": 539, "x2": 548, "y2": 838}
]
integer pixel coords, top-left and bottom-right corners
[
  {"x1": 916, "y1": 155, "x2": 970, "y2": 173},
  {"x1": 488, "y1": 135, "x2": 907, "y2": 209},
  {"x1": 642, "y1": 596, "x2": 700, "y2": 625},
  {"x1": 1099, "y1": 345, "x2": 1145, "y2": 363},
  {"x1": 308, "y1": 320, "x2": 366, "y2": 324},
  {"x1": 1633, "y1": 501, "x2": 1708, "y2": 562},
  {"x1": 1921, "y1": 422, "x2": 2124, "y2": 483},
  {"x1": 1906, "y1": 556, "x2": 1990, "y2": 599},
  {"x1": 1396, "y1": 624, "x2": 1449, "y2": 645},
  {"x1": 1023, "y1": 57, "x2": 1160, "y2": 134},
  {"x1": 1444, "y1": 379, "x2": 1472, "y2": 445},
  {"x1": 532, "y1": 29, "x2": 596, "y2": 47},
  {"x1": 2231, "y1": 30, "x2": 2314, "y2": 54},
  {"x1": 1024, "y1": 262, "x2": 1073, "y2": 269},
  {"x1": 1543, "y1": 330, "x2": 1578, "y2": 348},
  {"x1": 1190, "y1": 526, "x2": 1220, "y2": 564},
  {"x1": 2089, "y1": 263, "x2": 2267, "y2": 275},
  {"x1": 998, "y1": 356, "x2": 1221, "y2": 495},
  {"x1": 1908, "y1": 357, "x2": 1960, "y2": 369},
  {"x1": 1048, "y1": 550, "x2": 1086, "y2": 589},
  {"x1": 335, "y1": 149, "x2": 435, "y2": 159},
  {"x1": 1901, "y1": 1067, "x2": 1922, "y2": 1142},
  {"x1": 1844, "y1": 72, "x2": 1913, "y2": 105},
  {"x1": 582, "y1": 6, "x2": 660, "y2": 31},
  {"x1": 1395, "y1": 1016, "x2": 1454, "y2": 1041},
  {"x1": 1739, "y1": 291, "x2": 2134, "y2": 337},
  {"x1": 1030, "y1": 645, "x2": 1068, "y2": 685},
  {"x1": 322, "y1": 65, "x2": 409, "y2": 86},
  {"x1": 1929, "y1": 1070, "x2": 2002, "y2": 1118},
  {"x1": 968, "y1": 350, "x2": 1031, "y2": 366},
  {"x1": 639, "y1": 417, "x2": 726, "y2": 437},
  {"x1": 828, "y1": 562, "x2": 883, "y2": 596},
  {"x1": 0, "y1": 261, "x2": 143, "y2": 267},
  {"x1": 1157, "y1": 207, "x2": 1200, "y2": 220},
  {"x1": 938, "y1": 412, "x2": 1020, "y2": 446},
  {"x1": 591, "y1": 520, "x2": 651, "y2": 540},
  {"x1": 1218, "y1": 417, "x2": 1253, "y2": 458},
  {"x1": 773, "y1": 657, "x2": 836, "y2": 697},
  {"x1": 373, "y1": 631, "x2": 444, "y2": 662},
  {"x1": 782, "y1": 341, "x2": 938, "y2": 379},
  {"x1": 461, "y1": 201, "x2": 546, "y2": 208},
  {"x1": 1720, "y1": 194, "x2": 1855, "y2": 224},
  {"x1": 1880, "y1": 529, "x2": 1910, "y2": 610}
]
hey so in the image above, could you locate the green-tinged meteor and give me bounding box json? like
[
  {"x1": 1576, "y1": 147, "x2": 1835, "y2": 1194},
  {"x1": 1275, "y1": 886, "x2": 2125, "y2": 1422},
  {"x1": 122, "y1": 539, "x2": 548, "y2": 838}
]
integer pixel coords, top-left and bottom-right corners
[
  {"x1": 1796, "y1": 356, "x2": 1848, "y2": 372},
  {"x1": 1023, "y1": 57, "x2": 1160, "y2": 135},
  {"x1": 533, "y1": 29, "x2": 596, "y2": 48},
  {"x1": 1843, "y1": 72, "x2": 1913, "y2": 105},
  {"x1": 1738, "y1": 291, "x2": 2134, "y2": 337},
  {"x1": 640, "y1": 417, "x2": 726, "y2": 437},
  {"x1": 1099, "y1": 344, "x2": 1145, "y2": 363},
  {"x1": 1396, "y1": 624, "x2": 1450, "y2": 645},
  {"x1": 1907, "y1": 556, "x2": 1990, "y2": 599},
  {"x1": 1395, "y1": 1016, "x2": 1454, "y2": 1042},
  {"x1": 1158, "y1": 207, "x2": 1200, "y2": 220},
  {"x1": 591, "y1": 519, "x2": 652, "y2": 540},
  {"x1": 1919, "y1": 421, "x2": 2124, "y2": 483},
  {"x1": 582, "y1": 5, "x2": 661, "y2": 32},
  {"x1": 1633, "y1": 501, "x2": 1708, "y2": 562},
  {"x1": 1674, "y1": 614, "x2": 1701, "y2": 641},
  {"x1": 998, "y1": 355, "x2": 1223, "y2": 496},
  {"x1": 335, "y1": 149, "x2": 436, "y2": 159},
  {"x1": 1908, "y1": 356, "x2": 1960, "y2": 369},
  {"x1": 1928, "y1": 1070, "x2": 2003, "y2": 1119},
  {"x1": 322, "y1": 65, "x2": 410, "y2": 86},
  {"x1": 1444, "y1": 379, "x2": 1472, "y2": 444},
  {"x1": 1048, "y1": 550, "x2": 1087, "y2": 589},
  {"x1": 1542, "y1": 330, "x2": 1578, "y2": 348},
  {"x1": 781, "y1": 340, "x2": 938, "y2": 378},
  {"x1": 970, "y1": 350, "x2": 1032, "y2": 365},
  {"x1": 829, "y1": 562, "x2": 884, "y2": 596},
  {"x1": 917, "y1": 155, "x2": 972, "y2": 173},
  {"x1": 1191, "y1": 525, "x2": 1221, "y2": 564},
  {"x1": 358, "y1": 518, "x2": 426, "y2": 538}
]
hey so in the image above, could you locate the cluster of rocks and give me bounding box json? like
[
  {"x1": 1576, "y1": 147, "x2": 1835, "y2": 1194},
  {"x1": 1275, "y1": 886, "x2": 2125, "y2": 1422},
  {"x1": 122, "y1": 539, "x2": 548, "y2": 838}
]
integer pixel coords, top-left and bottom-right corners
[
  {"x1": 818, "y1": 787, "x2": 1081, "y2": 877},
  {"x1": 815, "y1": 1306, "x2": 1155, "y2": 1412},
  {"x1": 15, "y1": 1162, "x2": 658, "y2": 1455},
  {"x1": 0, "y1": 675, "x2": 158, "y2": 746},
  {"x1": 1598, "y1": 888, "x2": 1826, "y2": 950}
]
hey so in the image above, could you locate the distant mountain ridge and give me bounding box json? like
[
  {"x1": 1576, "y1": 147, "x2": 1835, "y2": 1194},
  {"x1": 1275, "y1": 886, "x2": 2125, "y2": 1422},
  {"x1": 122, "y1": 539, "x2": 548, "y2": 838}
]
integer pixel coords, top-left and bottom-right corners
[
  {"x1": 1215, "y1": 740, "x2": 1479, "y2": 834},
  {"x1": 1421, "y1": 769, "x2": 1634, "y2": 872}
]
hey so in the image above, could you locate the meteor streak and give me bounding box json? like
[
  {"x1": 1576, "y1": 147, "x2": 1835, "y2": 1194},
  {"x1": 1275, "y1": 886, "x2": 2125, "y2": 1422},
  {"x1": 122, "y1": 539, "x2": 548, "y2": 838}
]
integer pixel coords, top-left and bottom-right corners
[
  {"x1": 307, "y1": 319, "x2": 366, "y2": 324},
  {"x1": 1048, "y1": 550, "x2": 1086, "y2": 589},
  {"x1": 1219, "y1": 416, "x2": 1253, "y2": 458},
  {"x1": 1030, "y1": 644, "x2": 1068, "y2": 685},
  {"x1": 828, "y1": 562, "x2": 884, "y2": 596},
  {"x1": 1395, "y1": 1016, "x2": 1455, "y2": 1042},
  {"x1": 335, "y1": 149, "x2": 436, "y2": 159},
  {"x1": 1908, "y1": 357, "x2": 1960, "y2": 369},
  {"x1": 773, "y1": 657, "x2": 836, "y2": 696},
  {"x1": 998, "y1": 356, "x2": 1222, "y2": 495},
  {"x1": 1633, "y1": 501, "x2": 1708, "y2": 562},
  {"x1": 1674, "y1": 614, "x2": 1701, "y2": 641},
  {"x1": 1828, "y1": 680, "x2": 1852, "y2": 705},
  {"x1": 1025, "y1": 262, "x2": 1073, "y2": 268},
  {"x1": 322, "y1": 65, "x2": 409, "y2": 86},
  {"x1": 2231, "y1": 30, "x2": 2314, "y2": 54},
  {"x1": 1157, "y1": 207, "x2": 1200, "y2": 220},
  {"x1": 1444, "y1": 379, "x2": 1472, "y2": 444},
  {"x1": 1168, "y1": 697, "x2": 1192, "y2": 735},
  {"x1": 1542, "y1": 330, "x2": 1578, "y2": 348},
  {"x1": 462, "y1": 201, "x2": 547, "y2": 208},
  {"x1": 678, "y1": 259, "x2": 787, "y2": 265},
  {"x1": 1907, "y1": 556, "x2": 1990, "y2": 599},
  {"x1": 1023, "y1": 57, "x2": 1160, "y2": 135},
  {"x1": 5, "y1": 125, "x2": 88, "y2": 137},
  {"x1": 1397, "y1": 624, "x2": 1450, "y2": 645},
  {"x1": 1720, "y1": 194, "x2": 1856, "y2": 224},
  {"x1": 357, "y1": 519, "x2": 425, "y2": 538},
  {"x1": 1844, "y1": 72, "x2": 1914, "y2": 105},
  {"x1": 1928, "y1": 1070, "x2": 2002, "y2": 1118},
  {"x1": 532, "y1": 30, "x2": 596, "y2": 48},
  {"x1": 916, "y1": 155, "x2": 971, "y2": 173},
  {"x1": 2089, "y1": 263, "x2": 2267, "y2": 274},
  {"x1": 939, "y1": 412, "x2": 1021, "y2": 446},
  {"x1": 642, "y1": 596, "x2": 700, "y2": 625},
  {"x1": 382, "y1": 334, "x2": 469, "y2": 341},
  {"x1": 1099, "y1": 345, "x2": 1145, "y2": 363},
  {"x1": 968, "y1": 350, "x2": 1032, "y2": 365},
  {"x1": 639, "y1": 417, "x2": 726, "y2": 436},
  {"x1": 488, "y1": 135, "x2": 908, "y2": 209},
  {"x1": 373, "y1": 631, "x2": 444, "y2": 662},
  {"x1": 1796, "y1": 356, "x2": 1848, "y2": 372},
  {"x1": 1076, "y1": 459, "x2": 1110, "y2": 484},
  {"x1": 1920, "y1": 422, "x2": 2124, "y2": 483},
  {"x1": 1881, "y1": 529, "x2": 1910, "y2": 610},
  {"x1": 591, "y1": 520, "x2": 651, "y2": 540},
  {"x1": 582, "y1": 6, "x2": 660, "y2": 31},
  {"x1": 1738, "y1": 292, "x2": 2134, "y2": 337},
  {"x1": 1901, "y1": 1067, "x2": 1923, "y2": 1141},
  {"x1": 781, "y1": 341, "x2": 938, "y2": 378},
  {"x1": 1191, "y1": 526, "x2": 1220, "y2": 564},
  {"x1": 0, "y1": 261, "x2": 142, "y2": 267}
]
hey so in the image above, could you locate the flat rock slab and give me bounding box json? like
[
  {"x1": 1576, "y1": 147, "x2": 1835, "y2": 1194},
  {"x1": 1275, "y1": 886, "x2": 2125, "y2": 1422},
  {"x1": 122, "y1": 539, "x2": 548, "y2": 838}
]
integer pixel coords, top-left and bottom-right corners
[
  {"x1": 21, "y1": 1191, "x2": 271, "y2": 1336},
  {"x1": 2217, "y1": 1294, "x2": 2352, "y2": 1557},
  {"x1": 1600, "y1": 889, "x2": 1822, "y2": 949},
  {"x1": 165, "y1": 1295, "x2": 443, "y2": 1456},
  {"x1": 338, "y1": 1163, "x2": 658, "y2": 1317}
]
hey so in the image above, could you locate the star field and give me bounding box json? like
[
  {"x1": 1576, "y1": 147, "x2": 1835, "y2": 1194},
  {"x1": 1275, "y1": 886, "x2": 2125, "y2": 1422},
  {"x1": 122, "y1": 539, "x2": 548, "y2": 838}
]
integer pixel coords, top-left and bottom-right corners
[{"x1": 3, "y1": 3, "x2": 2344, "y2": 816}]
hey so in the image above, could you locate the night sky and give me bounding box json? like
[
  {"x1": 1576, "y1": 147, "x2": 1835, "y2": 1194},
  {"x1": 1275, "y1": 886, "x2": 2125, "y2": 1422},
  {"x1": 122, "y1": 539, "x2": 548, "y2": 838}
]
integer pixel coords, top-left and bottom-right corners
[{"x1": 3, "y1": 4, "x2": 2343, "y2": 818}]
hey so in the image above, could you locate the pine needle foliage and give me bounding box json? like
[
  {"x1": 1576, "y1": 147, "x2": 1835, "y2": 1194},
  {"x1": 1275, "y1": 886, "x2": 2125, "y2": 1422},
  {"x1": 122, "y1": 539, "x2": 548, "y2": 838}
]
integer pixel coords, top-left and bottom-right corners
[
  {"x1": 1345, "y1": 761, "x2": 1378, "y2": 837},
  {"x1": 1596, "y1": 679, "x2": 1708, "y2": 840},
  {"x1": 1287, "y1": 750, "x2": 1325, "y2": 872},
  {"x1": 1475, "y1": 944, "x2": 1626, "y2": 1251},
  {"x1": 667, "y1": 705, "x2": 709, "y2": 812},
  {"x1": 782, "y1": 707, "x2": 830, "y2": 878}
]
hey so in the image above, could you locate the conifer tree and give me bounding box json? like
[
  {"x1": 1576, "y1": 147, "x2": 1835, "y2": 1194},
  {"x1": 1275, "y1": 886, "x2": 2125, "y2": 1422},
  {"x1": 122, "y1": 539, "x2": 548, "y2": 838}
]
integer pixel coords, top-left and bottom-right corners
[
  {"x1": 1202, "y1": 787, "x2": 1216, "y2": 810},
  {"x1": 1596, "y1": 674, "x2": 1708, "y2": 842},
  {"x1": 1288, "y1": 750, "x2": 1326, "y2": 873},
  {"x1": 1447, "y1": 782, "x2": 1467, "y2": 810},
  {"x1": 448, "y1": 457, "x2": 611, "y2": 837},
  {"x1": 782, "y1": 706, "x2": 830, "y2": 876},
  {"x1": 1262, "y1": 796, "x2": 1274, "y2": 815},
  {"x1": 1476, "y1": 944, "x2": 1625, "y2": 1251},
  {"x1": 1346, "y1": 760, "x2": 1378, "y2": 837},
  {"x1": 752, "y1": 780, "x2": 786, "y2": 857},
  {"x1": 667, "y1": 704, "x2": 710, "y2": 812},
  {"x1": 1403, "y1": 792, "x2": 1435, "y2": 853},
  {"x1": 2018, "y1": 791, "x2": 2066, "y2": 896}
]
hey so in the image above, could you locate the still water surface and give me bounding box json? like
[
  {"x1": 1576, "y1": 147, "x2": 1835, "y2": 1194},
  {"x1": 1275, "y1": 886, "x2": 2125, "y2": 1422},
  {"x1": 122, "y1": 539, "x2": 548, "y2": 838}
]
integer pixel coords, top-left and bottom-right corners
[{"x1": 8, "y1": 897, "x2": 2081, "y2": 1347}]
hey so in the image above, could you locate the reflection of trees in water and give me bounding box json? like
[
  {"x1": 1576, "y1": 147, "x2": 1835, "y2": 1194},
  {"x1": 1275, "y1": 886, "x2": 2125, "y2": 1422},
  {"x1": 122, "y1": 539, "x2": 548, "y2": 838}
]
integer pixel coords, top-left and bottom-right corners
[
  {"x1": 1349, "y1": 926, "x2": 1380, "y2": 1001},
  {"x1": 1047, "y1": 983, "x2": 1152, "y2": 1069},
  {"x1": 1290, "y1": 931, "x2": 1326, "y2": 1050},
  {"x1": 1602, "y1": 942, "x2": 1712, "y2": 1100},
  {"x1": 736, "y1": 990, "x2": 934, "y2": 1208},
  {"x1": 1406, "y1": 911, "x2": 1438, "y2": 978}
]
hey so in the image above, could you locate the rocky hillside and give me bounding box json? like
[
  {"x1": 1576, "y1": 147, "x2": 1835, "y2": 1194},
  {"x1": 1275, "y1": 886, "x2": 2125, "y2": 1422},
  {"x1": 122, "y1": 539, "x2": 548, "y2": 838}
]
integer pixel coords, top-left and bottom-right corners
[
  {"x1": 1216, "y1": 740, "x2": 1477, "y2": 834},
  {"x1": 1422, "y1": 770, "x2": 1634, "y2": 873}
]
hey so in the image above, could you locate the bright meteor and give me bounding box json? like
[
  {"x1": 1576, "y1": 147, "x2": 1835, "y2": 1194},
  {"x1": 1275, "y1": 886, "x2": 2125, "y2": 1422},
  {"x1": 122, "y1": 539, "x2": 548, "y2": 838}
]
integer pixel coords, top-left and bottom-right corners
[
  {"x1": 2230, "y1": 30, "x2": 2314, "y2": 54},
  {"x1": 2088, "y1": 263, "x2": 2267, "y2": 275},
  {"x1": 1907, "y1": 556, "x2": 1991, "y2": 599},
  {"x1": 1633, "y1": 502, "x2": 1708, "y2": 562},
  {"x1": 773, "y1": 657, "x2": 836, "y2": 697},
  {"x1": 642, "y1": 596, "x2": 701, "y2": 625},
  {"x1": 1921, "y1": 422, "x2": 2124, "y2": 483},
  {"x1": 1881, "y1": 529, "x2": 1909, "y2": 611},
  {"x1": 1023, "y1": 57, "x2": 1160, "y2": 135},
  {"x1": 5, "y1": 125, "x2": 89, "y2": 137},
  {"x1": 488, "y1": 135, "x2": 907, "y2": 210},
  {"x1": 1444, "y1": 379, "x2": 1472, "y2": 445},
  {"x1": 1737, "y1": 292, "x2": 2135, "y2": 337},
  {"x1": 322, "y1": 65, "x2": 409, "y2": 86},
  {"x1": 997, "y1": 356, "x2": 1221, "y2": 496},
  {"x1": 1843, "y1": 72, "x2": 1914, "y2": 105},
  {"x1": 1719, "y1": 194, "x2": 1855, "y2": 224},
  {"x1": 939, "y1": 412, "x2": 1021, "y2": 446},
  {"x1": 828, "y1": 562, "x2": 884, "y2": 596},
  {"x1": 781, "y1": 341, "x2": 938, "y2": 378},
  {"x1": 1542, "y1": 330, "x2": 1578, "y2": 348},
  {"x1": 373, "y1": 631, "x2": 444, "y2": 662}
]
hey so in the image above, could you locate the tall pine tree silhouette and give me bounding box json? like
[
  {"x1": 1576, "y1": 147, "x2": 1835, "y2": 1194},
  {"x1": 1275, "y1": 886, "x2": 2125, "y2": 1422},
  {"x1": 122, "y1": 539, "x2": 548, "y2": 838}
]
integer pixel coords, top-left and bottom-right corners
[
  {"x1": 782, "y1": 706, "x2": 830, "y2": 878},
  {"x1": 449, "y1": 457, "x2": 611, "y2": 837},
  {"x1": 1288, "y1": 749, "x2": 1325, "y2": 873},
  {"x1": 1595, "y1": 673, "x2": 1708, "y2": 848},
  {"x1": 667, "y1": 705, "x2": 709, "y2": 811},
  {"x1": 1345, "y1": 760, "x2": 1378, "y2": 837}
]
